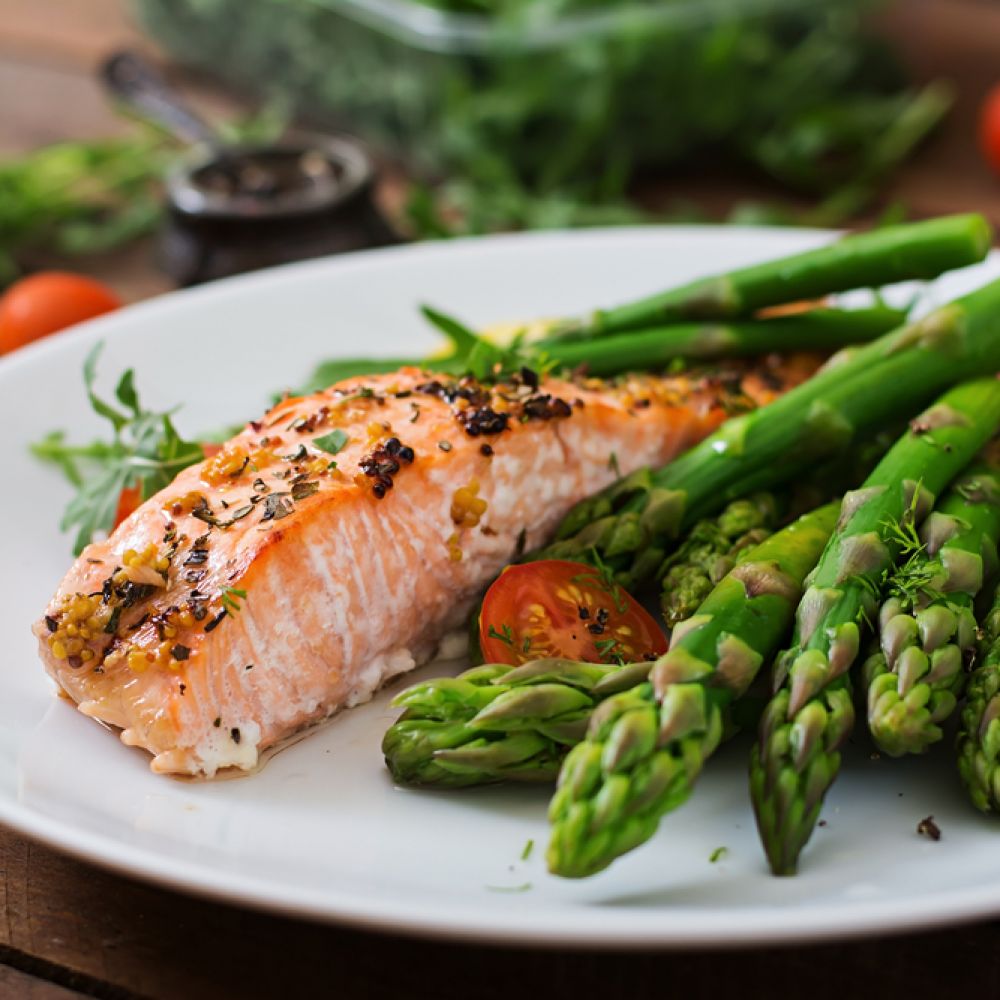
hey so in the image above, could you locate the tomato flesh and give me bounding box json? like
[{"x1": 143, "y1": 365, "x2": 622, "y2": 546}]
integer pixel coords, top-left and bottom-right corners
[
  {"x1": 112, "y1": 484, "x2": 142, "y2": 529},
  {"x1": 0, "y1": 272, "x2": 121, "y2": 354},
  {"x1": 981, "y1": 83, "x2": 1000, "y2": 176},
  {"x1": 479, "y1": 559, "x2": 667, "y2": 666}
]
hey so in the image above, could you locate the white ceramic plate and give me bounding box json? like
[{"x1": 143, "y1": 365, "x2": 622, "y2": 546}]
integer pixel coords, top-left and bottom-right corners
[{"x1": 3, "y1": 227, "x2": 1000, "y2": 948}]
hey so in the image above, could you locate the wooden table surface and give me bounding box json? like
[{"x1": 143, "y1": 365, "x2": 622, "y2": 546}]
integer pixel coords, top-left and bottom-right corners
[{"x1": 4, "y1": 2, "x2": 1000, "y2": 997}]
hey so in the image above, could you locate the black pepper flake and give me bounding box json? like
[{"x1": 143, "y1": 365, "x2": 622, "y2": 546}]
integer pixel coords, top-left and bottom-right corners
[
  {"x1": 44, "y1": 615, "x2": 57, "y2": 633},
  {"x1": 291, "y1": 480, "x2": 319, "y2": 502},
  {"x1": 283, "y1": 444, "x2": 308, "y2": 462},
  {"x1": 457, "y1": 406, "x2": 509, "y2": 437},
  {"x1": 204, "y1": 610, "x2": 228, "y2": 633},
  {"x1": 179, "y1": 683, "x2": 187, "y2": 696},
  {"x1": 438, "y1": 441, "x2": 452, "y2": 452},
  {"x1": 249, "y1": 420, "x2": 262, "y2": 433},
  {"x1": 185, "y1": 546, "x2": 209, "y2": 567},
  {"x1": 480, "y1": 444, "x2": 494, "y2": 457},
  {"x1": 171, "y1": 644, "x2": 191, "y2": 661},
  {"x1": 231, "y1": 727, "x2": 241, "y2": 744},
  {"x1": 261, "y1": 493, "x2": 293, "y2": 521},
  {"x1": 577, "y1": 606, "x2": 590, "y2": 621},
  {"x1": 917, "y1": 816, "x2": 941, "y2": 841},
  {"x1": 213, "y1": 717, "x2": 221, "y2": 728},
  {"x1": 245, "y1": 664, "x2": 254, "y2": 671},
  {"x1": 818, "y1": 820, "x2": 827, "y2": 827}
]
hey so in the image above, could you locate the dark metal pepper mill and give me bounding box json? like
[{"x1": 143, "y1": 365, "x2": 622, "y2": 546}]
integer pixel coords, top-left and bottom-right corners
[{"x1": 101, "y1": 51, "x2": 399, "y2": 286}]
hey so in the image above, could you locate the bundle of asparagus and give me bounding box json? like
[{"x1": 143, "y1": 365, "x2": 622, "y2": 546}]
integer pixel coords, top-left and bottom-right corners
[
  {"x1": 863, "y1": 458, "x2": 1000, "y2": 757},
  {"x1": 377, "y1": 212, "x2": 1000, "y2": 886},
  {"x1": 751, "y1": 379, "x2": 1000, "y2": 875}
]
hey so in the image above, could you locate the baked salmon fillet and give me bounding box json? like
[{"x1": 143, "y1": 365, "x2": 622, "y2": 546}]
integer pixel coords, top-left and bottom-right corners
[{"x1": 34, "y1": 359, "x2": 814, "y2": 776}]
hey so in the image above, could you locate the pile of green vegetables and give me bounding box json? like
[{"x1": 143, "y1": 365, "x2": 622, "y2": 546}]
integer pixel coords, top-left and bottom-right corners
[
  {"x1": 134, "y1": 0, "x2": 950, "y2": 234},
  {"x1": 379, "y1": 212, "x2": 1000, "y2": 879}
]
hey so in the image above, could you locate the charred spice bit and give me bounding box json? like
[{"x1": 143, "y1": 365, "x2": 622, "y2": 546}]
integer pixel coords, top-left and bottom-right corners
[
  {"x1": 917, "y1": 816, "x2": 941, "y2": 841},
  {"x1": 818, "y1": 820, "x2": 827, "y2": 827},
  {"x1": 204, "y1": 610, "x2": 228, "y2": 633},
  {"x1": 260, "y1": 493, "x2": 293, "y2": 522},
  {"x1": 359, "y1": 436, "x2": 415, "y2": 499},
  {"x1": 171, "y1": 644, "x2": 191, "y2": 661},
  {"x1": 480, "y1": 444, "x2": 494, "y2": 457},
  {"x1": 231, "y1": 727, "x2": 241, "y2": 745},
  {"x1": 438, "y1": 441, "x2": 452, "y2": 452},
  {"x1": 213, "y1": 717, "x2": 221, "y2": 728}
]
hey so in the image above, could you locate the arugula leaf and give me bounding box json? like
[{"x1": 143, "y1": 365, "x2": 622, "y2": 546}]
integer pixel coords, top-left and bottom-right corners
[{"x1": 32, "y1": 344, "x2": 204, "y2": 554}]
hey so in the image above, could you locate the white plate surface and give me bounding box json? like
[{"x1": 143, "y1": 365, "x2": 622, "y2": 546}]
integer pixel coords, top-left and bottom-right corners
[{"x1": 3, "y1": 227, "x2": 1000, "y2": 948}]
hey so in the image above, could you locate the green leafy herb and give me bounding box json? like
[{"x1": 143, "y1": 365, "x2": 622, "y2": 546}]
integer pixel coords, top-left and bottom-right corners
[
  {"x1": 487, "y1": 624, "x2": 515, "y2": 648},
  {"x1": 220, "y1": 586, "x2": 247, "y2": 614},
  {"x1": 709, "y1": 846, "x2": 728, "y2": 863},
  {"x1": 520, "y1": 839, "x2": 535, "y2": 861},
  {"x1": 313, "y1": 429, "x2": 350, "y2": 456},
  {"x1": 31, "y1": 344, "x2": 204, "y2": 554}
]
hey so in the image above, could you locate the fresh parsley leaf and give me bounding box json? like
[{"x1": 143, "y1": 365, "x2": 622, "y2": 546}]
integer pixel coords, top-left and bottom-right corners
[{"x1": 313, "y1": 429, "x2": 350, "y2": 455}]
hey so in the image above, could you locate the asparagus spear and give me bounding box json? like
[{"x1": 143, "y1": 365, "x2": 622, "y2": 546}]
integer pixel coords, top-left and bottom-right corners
[
  {"x1": 546, "y1": 502, "x2": 840, "y2": 878},
  {"x1": 532, "y1": 306, "x2": 906, "y2": 375},
  {"x1": 657, "y1": 436, "x2": 896, "y2": 628},
  {"x1": 863, "y1": 460, "x2": 1000, "y2": 756},
  {"x1": 659, "y1": 493, "x2": 780, "y2": 629},
  {"x1": 552, "y1": 214, "x2": 990, "y2": 338},
  {"x1": 542, "y1": 276, "x2": 1000, "y2": 589},
  {"x1": 382, "y1": 659, "x2": 652, "y2": 787},
  {"x1": 957, "y1": 585, "x2": 1000, "y2": 814},
  {"x1": 750, "y1": 379, "x2": 1000, "y2": 876}
]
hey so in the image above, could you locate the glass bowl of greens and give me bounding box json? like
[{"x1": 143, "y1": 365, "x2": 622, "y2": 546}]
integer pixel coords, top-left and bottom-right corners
[{"x1": 132, "y1": 0, "x2": 925, "y2": 213}]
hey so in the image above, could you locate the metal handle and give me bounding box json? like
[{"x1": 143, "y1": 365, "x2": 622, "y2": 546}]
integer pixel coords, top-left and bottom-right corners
[{"x1": 100, "y1": 50, "x2": 218, "y2": 147}]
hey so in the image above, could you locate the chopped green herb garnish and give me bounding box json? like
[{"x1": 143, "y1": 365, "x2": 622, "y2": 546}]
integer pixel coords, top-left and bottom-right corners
[
  {"x1": 485, "y1": 883, "x2": 532, "y2": 893},
  {"x1": 313, "y1": 429, "x2": 350, "y2": 456},
  {"x1": 487, "y1": 624, "x2": 515, "y2": 647},
  {"x1": 220, "y1": 586, "x2": 247, "y2": 614},
  {"x1": 709, "y1": 846, "x2": 728, "y2": 863},
  {"x1": 607, "y1": 451, "x2": 621, "y2": 477},
  {"x1": 520, "y1": 839, "x2": 534, "y2": 861}
]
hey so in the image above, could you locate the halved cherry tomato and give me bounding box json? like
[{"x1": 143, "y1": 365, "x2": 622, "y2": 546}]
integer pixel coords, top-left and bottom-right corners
[
  {"x1": 980, "y1": 83, "x2": 1000, "y2": 176},
  {"x1": 0, "y1": 272, "x2": 121, "y2": 354},
  {"x1": 112, "y1": 483, "x2": 142, "y2": 529},
  {"x1": 479, "y1": 559, "x2": 668, "y2": 666}
]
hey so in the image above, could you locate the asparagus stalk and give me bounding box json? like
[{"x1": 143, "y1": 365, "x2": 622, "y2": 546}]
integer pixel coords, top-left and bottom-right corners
[
  {"x1": 957, "y1": 585, "x2": 1000, "y2": 814},
  {"x1": 657, "y1": 436, "x2": 896, "y2": 629},
  {"x1": 542, "y1": 276, "x2": 1000, "y2": 590},
  {"x1": 659, "y1": 493, "x2": 780, "y2": 629},
  {"x1": 382, "y1": 659, "x2": 652, "y2": 787},
  {"x1": 863, "y1": 460, "x2": 1000, "y2": 756},
  {"x1": 552, "y1": 214, "x2": 990, "y2": 338},
  {"x1": 546, "y1": 502, "x2": 840, "y2": 878},
  {"x1": 533, "y1": 306, "x2": 906, "y2": 375},
  {"x1": 750, "y1": 379, "x2": 1000, "y2": 876}
]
